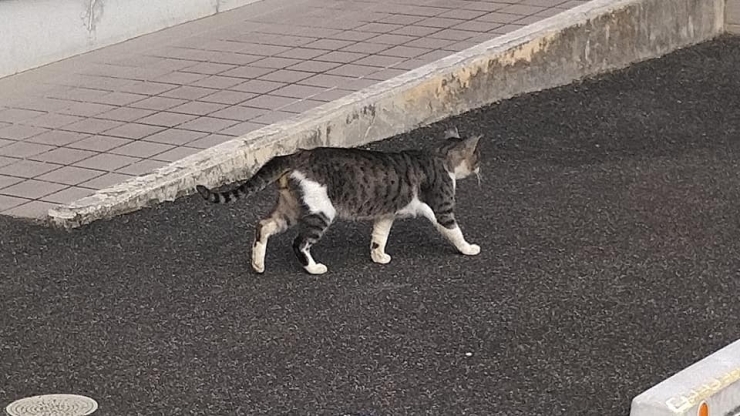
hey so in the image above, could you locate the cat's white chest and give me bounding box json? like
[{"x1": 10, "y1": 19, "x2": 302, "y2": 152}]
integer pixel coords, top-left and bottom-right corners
[{"x1": 291, "y1": 171, "x2": 337, "y2": 220}]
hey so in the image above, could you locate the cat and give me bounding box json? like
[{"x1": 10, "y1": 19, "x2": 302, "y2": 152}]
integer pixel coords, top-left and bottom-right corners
[{"x1": 195, "y1": 127, "x2": 482, "y2": 275}]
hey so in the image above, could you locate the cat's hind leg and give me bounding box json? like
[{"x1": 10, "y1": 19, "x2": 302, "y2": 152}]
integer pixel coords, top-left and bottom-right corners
[
  {"x1": 252, "y1": 176, "x2": 300, "y2": 273},
  {"x1": 292, "y1": 212, "x2": 333, "y2": 275},
  {"x1": 370, "y1": 216, "x2": 394, "y2": 264}
]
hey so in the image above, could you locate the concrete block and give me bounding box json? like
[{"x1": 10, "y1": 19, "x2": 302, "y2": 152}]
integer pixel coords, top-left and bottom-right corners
[
  {"x1": 631, "y1": 340, "x2": 740, "y2": 416},
  {"x1": 48, "y1": 0, "x2": 726, "y2": 228},
  {"x1": 727, "y1": 0, "x2": 740, "y2": 32},
  {"x1": 0, "y1": 0, "x2": 263, "y2": 78}
]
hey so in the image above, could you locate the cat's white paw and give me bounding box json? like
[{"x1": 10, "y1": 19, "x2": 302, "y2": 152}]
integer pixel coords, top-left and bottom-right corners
[
  {"x1": 252, "y1": 262, "x2": 265, "y2": 274},
  {"x1": 251, "y1": 242, "x2": 266, "y2": 273},
  {"x1": 305, "y1": 263, "x2": 328, "y2": 275},
  {"x1": 371, "y1": 250, "x2": 392, "y2": 264},
  {"x1": 461, "y1": 244, "x2": 480, "y2": 256}
]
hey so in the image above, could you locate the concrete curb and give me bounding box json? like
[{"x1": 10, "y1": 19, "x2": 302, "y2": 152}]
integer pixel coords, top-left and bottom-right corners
[
  {"x1": 48, "y1": 0, "x2": 725, "y2": 228},
  {"x1": 630, "y1": 340, "x2": 740, "y2": 416}
]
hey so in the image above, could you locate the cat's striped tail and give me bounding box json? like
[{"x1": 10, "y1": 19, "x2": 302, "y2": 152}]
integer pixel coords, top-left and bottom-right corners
[{"x1": 195, "y1": 155, "x2": 293, "y2": 204}]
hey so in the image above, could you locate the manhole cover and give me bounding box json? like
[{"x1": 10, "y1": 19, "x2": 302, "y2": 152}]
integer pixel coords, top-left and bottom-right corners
[{"x1": 5, "y1": 394, "x2": 98, "y2": 416}]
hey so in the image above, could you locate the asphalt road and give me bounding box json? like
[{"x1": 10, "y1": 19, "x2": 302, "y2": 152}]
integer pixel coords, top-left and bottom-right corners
[{"x1": 2, "y1": 36, "x2": 740, "y2": 416}]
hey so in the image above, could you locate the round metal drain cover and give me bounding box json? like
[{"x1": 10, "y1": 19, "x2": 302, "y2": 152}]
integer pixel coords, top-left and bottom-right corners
[{"x1": 5, "y1": 394, "x2": 98, "y2": 416}]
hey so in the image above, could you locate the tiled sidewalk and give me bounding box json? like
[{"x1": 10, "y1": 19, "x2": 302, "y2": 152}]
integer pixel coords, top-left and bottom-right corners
[{"x1": 0, "y1": 0, "x2": 585, "y2": 219}]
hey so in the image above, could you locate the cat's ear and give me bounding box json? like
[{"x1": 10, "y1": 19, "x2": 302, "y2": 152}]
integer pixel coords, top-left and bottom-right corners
[{"x1": 444, "y1": 126, "x2": 460, "y2": 139}]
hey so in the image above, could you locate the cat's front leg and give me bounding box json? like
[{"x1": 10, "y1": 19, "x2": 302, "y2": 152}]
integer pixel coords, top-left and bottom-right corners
[
  {"x1": 424, "y1": 205, "x2": 480, "y2": 256},
  {"x1": 370, "y1": 216, "x2": 394, "y2": 264}
]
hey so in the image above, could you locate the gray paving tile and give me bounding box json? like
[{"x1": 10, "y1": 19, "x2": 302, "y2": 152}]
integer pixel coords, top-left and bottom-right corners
[
  {"x1": 0, "y1": 124, "x2": 49, "y2": 140},
  {"x1": 110, "y1": 141, "x2": 174, "y2": 158},
  {"x1": 0, "y1": 108, "x2": 46, "y2": 123},
  {"x1": 154, "y1": 71, "x2": 208, "y2": 85},
  {"x1": 498, "y1": 4, "x2": 547, "y2": 15},
  {"x1": 96, "y1": 107, "x2": 156, "y2": 122},
  {"x1": 326, "y1": 31, "x2": 378, "y2": 42},
  {"x1": 61, "y1": 118, "x2": 124, "y2": 134},
  {"x1": 260, "y1": 70, "x2": 314, "y2": 83},
  {"x1": 219, "y1": 121, "x2": 266, "y2": 137},
  {"x1": 231, "y1": 79, "x2": 286, "y2": 94},
  {"x1": 416, "y1": 17, "x2": 466, "y2": 29},
  {"x1": 0, "y1": 142, "x2": 56, "y2": 158},
  {"x1": 57, "y1": 102, "x2": 116, "y2": 117},
  {"x1": 0, "y1": 160, "x2": 62, "y2": 178},
  {"x1": 168, "y1": 101, "x2": 228, "y2": 116},
  {"x1": 190, "y1": 76, "x2": 244, "y2": 90},
  {"x1": 352, "y1": 55, "x2": 405, "y2": 68},
  {"x1": 341, "y1": 42, "x2": 392, "y2": 54},
  {"x1": 280, "y1": 99, "x2": 325, "y2": 114},
  {"x1": 453, "y1": 20, "x2": 504, "y2": 32},
  {"x1": 238, "y1": 44, "x2": 292, "y2": 56},
  {"x1": 250, "y1": 111, "x2": 295, "y2": 125},
  {"x1": 287, "y1": 61, "x2": 342, "y2": 73},
  {"x1": 251, "y1": 57, "x2": 303, "y2": 69},
  {"x1": 187, "y1": 134, "x2": 235, "y2": 149},
  {"x1": 270, "y1": 84, "x2": 328, "y2": 99},
  {"x1": 177, "y1": 116, "x2": 239, "y2": 133},
  {"x1": 151, "y1": 147, "x2": 202, "y2": 163},
  {"x1": 314, "y1": 51, "x2": 367, "y2": 64},
  {"x1": 355, "y1": 22, "x2": 404, "y2": 33},
  {"x1": 2, "y1": 199, "x2": 60, "y2": 218},
  {"x1": 78, "y1": 172, "x2": 134, "y2": 190},
  {"x1": 116, "y1": 159, "x2": 170, "y2": 175},
  {"x1": 103, "y1": 123, "x2": 165, "y2": 140},
  {"x1": 66, "y1": 135, "x2": 132, "y2": 152},
  {"x1": 180, "y1": 62, "x2": 236, "y2": 75},
  {"x1": 0, "y1": 175, "x2": 23, "y2": 190},
  {"x1": 74, "y1": 153, "x2": 140, "y2": 171},
  {"x1": 209, "y1": 106, "x2": 268, "y2": 121},
  {"x1": 200, "y1": 90, "x2": 257, "y2": 105},
  {"x1": 136, "y1": 111, "x2": 198, "y2": 127},
  {"x1": 30, "y1": 148, "x2": 97, "y2": 165},
  {"x1": 378, "y1": 45, "x2": 430, "y2": 58},
  {"x1": 220, "y1": 66, "x2": 275, "y2": 79},
  {"x1": 0, "y1": 179, "x2": 67, "y2": 199},
  {"x1": 118, "y1": 81, "x2": 179, "y2": 96},
  {"x1": 41, "y1": 186, "x2": 95, "y2": 204},
  {"x1": 0, "y1": 195, "x2": 28, "y2": 211},
  {"x1": 241, "y1": 95, "x2": 297, "y2": 110},
  {"x1": 367, "y1": 33, "x2": 418, "y2": 45},
  {"x1": 438, "y1": 9, "x2": 488, "y2": 19},
  {"x1": 160, "y1": 86, "x2": 218, "y2": 100},
  {"x1": 300, "y1": 73, "x2": 356, "y2": 88},
  {"x1": 143, "y1": 129, "x2": 208, "y2": 146},
  {"x1": 428, "y1": 28, "x2": 478, "y2": 40},
  {"x1": 18, "y1": 113, "x2": 83, "y2": 129},
  {"x1": 36, "y1": 166, "x2": 105, "y2": 186},
  {"x1": 310, "y1": 88, "x2": 355, "y2": 102},
  {"x1": 303, "y1": 39, "x2": 356, "y2": 50},
  {"x1": 89, "y1": 92, "x2": 148, "y2": 106},
  {"x1": 276, "y1": 48, "x2": 327, "y2": 60},
  {"x1": 477, "y1": 12, "x2": 525, "y2": 24}
]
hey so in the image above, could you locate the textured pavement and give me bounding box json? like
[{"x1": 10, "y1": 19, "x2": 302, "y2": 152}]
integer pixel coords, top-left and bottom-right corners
[
  {"x1": 0, "y1": 0, "x2": 585, "y2": 219},
  {"x1": 2, "y1": 37, "x2": 740, "y2": 415}
]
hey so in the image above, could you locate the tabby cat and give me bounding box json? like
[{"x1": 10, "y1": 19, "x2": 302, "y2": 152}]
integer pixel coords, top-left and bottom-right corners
[{"x1": 196, "y1": 127, "x2": 482, "y2": 275}]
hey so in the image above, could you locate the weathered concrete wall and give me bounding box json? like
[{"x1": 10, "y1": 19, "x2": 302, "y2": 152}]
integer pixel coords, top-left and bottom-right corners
[
  {"x1": 728, "y1": 0, "x2": 740, "y2": 33},
  {"x1": 0, "y1": 0, "x2": 262, "y2": 79},
  {"x1": 630, "y1": 340, "x2": 740, "y2": 416},
  {"x1": 48, "y1": 0, "x2": 725, "y2": 228}
]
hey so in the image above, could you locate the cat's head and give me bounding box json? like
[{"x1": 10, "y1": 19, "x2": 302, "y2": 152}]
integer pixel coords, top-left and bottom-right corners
[{"x1": 437, "y1": 127, "x2": 482, "y2": 179}]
